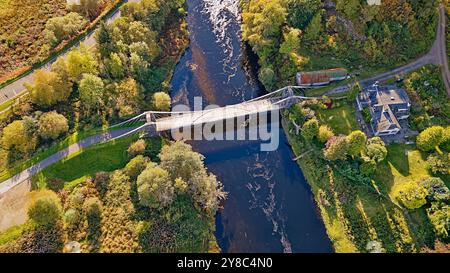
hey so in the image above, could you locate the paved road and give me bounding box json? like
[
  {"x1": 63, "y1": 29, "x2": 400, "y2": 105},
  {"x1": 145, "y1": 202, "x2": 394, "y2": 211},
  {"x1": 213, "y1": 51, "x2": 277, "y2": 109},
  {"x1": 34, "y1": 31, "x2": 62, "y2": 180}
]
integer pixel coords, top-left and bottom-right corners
[
  {"x1": 0, "y1": 0, "x2": 141, "y2": 106},
  {"x1": 0, "y1": 127, "x2": 139, "y2": 196},
  {"x1": 327, "y1": 4, "x2": 450, "y2": 95}
]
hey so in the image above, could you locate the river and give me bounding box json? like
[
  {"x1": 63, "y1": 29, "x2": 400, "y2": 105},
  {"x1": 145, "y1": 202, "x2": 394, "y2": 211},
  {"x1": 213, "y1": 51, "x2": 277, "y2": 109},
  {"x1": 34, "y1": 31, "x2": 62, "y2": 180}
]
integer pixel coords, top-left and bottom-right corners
[{"x1": 169, "y1": 0, "x2": 333, "y2": 253}]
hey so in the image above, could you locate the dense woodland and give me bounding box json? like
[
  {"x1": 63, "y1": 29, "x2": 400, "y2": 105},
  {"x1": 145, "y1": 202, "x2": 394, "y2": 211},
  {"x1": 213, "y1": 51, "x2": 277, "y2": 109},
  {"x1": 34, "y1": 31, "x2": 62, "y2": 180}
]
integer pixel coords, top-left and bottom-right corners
[
  {"x1": 241, "y1": 0, "x2": 439, "y2": 90},
  {"x1": 0, "y1": 140, "x2": 225, "y2": 253},
  {"x1": 0, "y1": 0, "x2": 188, "y2": 173}
]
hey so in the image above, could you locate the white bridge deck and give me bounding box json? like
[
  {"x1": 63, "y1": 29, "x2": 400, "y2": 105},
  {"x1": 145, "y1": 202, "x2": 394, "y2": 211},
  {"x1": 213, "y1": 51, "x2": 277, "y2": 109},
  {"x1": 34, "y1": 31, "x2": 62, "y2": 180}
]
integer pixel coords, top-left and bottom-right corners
[{"x1": 152, "y1": 98, "x2": 281, "y2": 132}]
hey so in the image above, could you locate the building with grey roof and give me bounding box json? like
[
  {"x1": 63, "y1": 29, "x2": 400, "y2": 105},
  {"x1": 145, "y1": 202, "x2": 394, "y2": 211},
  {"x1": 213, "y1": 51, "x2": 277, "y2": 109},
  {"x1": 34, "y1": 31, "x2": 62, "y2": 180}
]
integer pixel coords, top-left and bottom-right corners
[{"x1": 356, "y1": 84, "x2": 411, "y2": 136}]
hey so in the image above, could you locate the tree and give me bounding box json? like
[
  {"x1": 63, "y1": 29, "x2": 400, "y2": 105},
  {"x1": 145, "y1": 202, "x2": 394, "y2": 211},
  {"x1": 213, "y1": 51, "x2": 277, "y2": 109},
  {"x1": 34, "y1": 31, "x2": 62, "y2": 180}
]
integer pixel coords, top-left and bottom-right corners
[
  {"x1": 442, "y1": 126, "x2": 450, "y2": 151},
  {"x1": 116, "y1": 78, "x2": 143, "y2": 117},
  {"x1": 416, "y1": 126, "x2": 444, "y2": 152},
  {"x1": 347, "y1": 83, "x2": 361, "y2": 103},
  {"x1": 38, "y1": 112, "x2": 69, "y2": 140},
  {"x1": 318, "y1": 125, "x2": 334, "y2": 143},
  {"x1": 301, "y1": 118, "x2": 319, "y2": 141},
  {"x1": 124, "y1": 155, "x2": 150, "y2": 180},
  {"x1": 360, "y1": 159, "x2": 377, "y2": 176},
  {"x1": 366, "y1": 137, "x2": 387, "y2": 163},
  {"x1": 304, "y1": 12, "x2": 323, "y2": 43},
  {"x1": 427, "y1": 153, "x2": 450, "y2": 175},
  {"x1": 79, "y1": 74, "x2": 105, "y2": 111},
  {"x1": 286, "y1": 0, "x2": 322, "y2": 29},
  {"x1": 1, "y1": 120, "x2": 37, "y2": 154},
  {"x1": 347, "y1": 130, "x2": 367, "y2": 157},
  {"x1": 152, "y1": 92, "x2": 171, "y2": 111},
  {"x1": 70, "y1": 0, "x2": 102, "y2": 20},
  {"x1": 427, "y1": 202, "x2": 450, "y2": 239},
  {"x1": 66, "y1": 45, "x2": 99, "y2": 82},
  {"x1": 336, "y1": 0, "x2": 361, "y2": 22},
  {"x1": 242, "y1": 0, "x2": 287, "y2": 55},
  {"x1": 420, "y1": 177, "x2": 450, "y2": 202},
  {"x1": 64, "y1": 208, "x2": 81, "y2": 226},
  {"x1": 28, "y1": 190, "x2": 62, "y2": 226},
  {"x1": 158, "y1": 141, "x2": 227, "y2": 212},
  {"x1": 137, "y1": 163, "x2": 175, "y2": 208},
  {"x1": 83, "y1": 197, "x2": 102, "y2": 220},
  {"x1": 324, "y1": 135, "x2": 349, "y2": 161},
  {"x1": 258, "y1": 67, "x2": 276, "y2": 91},
  {"x1": 44, "y1": 12, "x2": 88, "y2": 46},
  {"x1": 159, "y1": 141, "x2": 205, "y2": 182},
  {"x1": 24, "y1": 69, "x2": 72, "y2": 107},
  {"x1": 395, "y1": 182, "x2": 428, "y2": 209},
  {"x1": 105, "y1": 52, "x2": 125, "y2": 79},
  {"x1": 279, "y1": 28, "x2": 301, "y2": 56}
]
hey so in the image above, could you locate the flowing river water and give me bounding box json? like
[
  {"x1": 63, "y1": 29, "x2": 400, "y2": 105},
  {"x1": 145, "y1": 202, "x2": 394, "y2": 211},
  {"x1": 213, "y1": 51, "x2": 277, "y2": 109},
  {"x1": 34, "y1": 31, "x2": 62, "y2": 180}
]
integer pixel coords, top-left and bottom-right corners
[{"x1": 169, "y1": 0, "x2": 333, "y2": 253}]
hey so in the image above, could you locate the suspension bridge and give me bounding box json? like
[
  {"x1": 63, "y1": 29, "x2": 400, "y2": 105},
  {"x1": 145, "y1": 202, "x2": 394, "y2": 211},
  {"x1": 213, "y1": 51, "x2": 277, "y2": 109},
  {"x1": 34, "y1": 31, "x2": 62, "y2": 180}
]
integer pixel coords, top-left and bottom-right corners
[{"x1": 109, "y1": 86, "x2": 320, "y2": 139}]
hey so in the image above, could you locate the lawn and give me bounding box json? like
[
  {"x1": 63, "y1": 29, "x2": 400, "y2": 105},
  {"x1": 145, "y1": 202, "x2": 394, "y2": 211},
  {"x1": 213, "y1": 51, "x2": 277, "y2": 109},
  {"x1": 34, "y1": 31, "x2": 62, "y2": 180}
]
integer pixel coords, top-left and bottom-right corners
[
  {"x1": 32, "y1": 135, "x2": 139, "y2": 191},
  {"x1": 317, "y1": 102, "x2": 360, "y2": 135}
]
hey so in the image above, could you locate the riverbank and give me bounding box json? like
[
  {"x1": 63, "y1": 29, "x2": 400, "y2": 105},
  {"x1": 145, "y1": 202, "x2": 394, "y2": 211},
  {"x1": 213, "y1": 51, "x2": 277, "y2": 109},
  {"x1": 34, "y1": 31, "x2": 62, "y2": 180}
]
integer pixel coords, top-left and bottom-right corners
[{"x1": 281, "y1": 100, "x2": 440, "y2": 252}]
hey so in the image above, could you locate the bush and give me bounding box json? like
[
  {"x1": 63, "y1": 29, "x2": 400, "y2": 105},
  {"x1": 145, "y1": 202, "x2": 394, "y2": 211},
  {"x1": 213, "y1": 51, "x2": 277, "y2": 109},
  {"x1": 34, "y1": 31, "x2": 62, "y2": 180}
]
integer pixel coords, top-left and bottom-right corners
[{"x1": 127, "y1": 139, "x2": 147, "y2": 157}]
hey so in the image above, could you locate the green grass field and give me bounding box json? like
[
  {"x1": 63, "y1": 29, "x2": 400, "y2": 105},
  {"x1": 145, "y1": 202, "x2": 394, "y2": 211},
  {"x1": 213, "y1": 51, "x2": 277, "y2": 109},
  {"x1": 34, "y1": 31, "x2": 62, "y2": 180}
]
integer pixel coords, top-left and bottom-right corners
[
  {"x1": 32, "y1": 135, "x2": 138, "y2": 190},
  {"x1": 317, "y1": 102, "x2": 360, "y2": 135}
]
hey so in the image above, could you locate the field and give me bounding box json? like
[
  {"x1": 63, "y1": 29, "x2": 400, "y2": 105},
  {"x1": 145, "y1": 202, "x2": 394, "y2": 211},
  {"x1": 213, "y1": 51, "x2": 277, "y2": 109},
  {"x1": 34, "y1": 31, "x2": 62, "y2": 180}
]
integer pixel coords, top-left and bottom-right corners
[
  {"x1": 0, "y1": 0, "x2": 68, "y2": 80},
  {"x1": 32, "y1": 135, "x2": 140, "y2": 191},
  {"x1": 316, "y1": 102, "x2": 359, "y2": 135}
]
